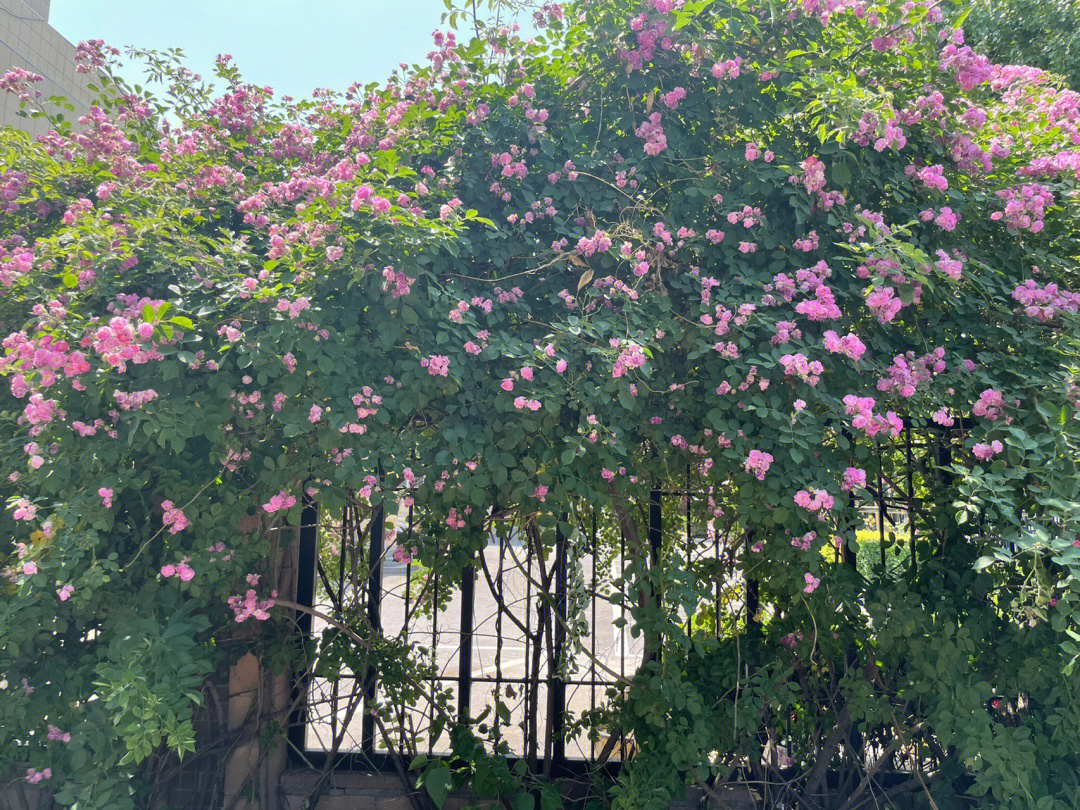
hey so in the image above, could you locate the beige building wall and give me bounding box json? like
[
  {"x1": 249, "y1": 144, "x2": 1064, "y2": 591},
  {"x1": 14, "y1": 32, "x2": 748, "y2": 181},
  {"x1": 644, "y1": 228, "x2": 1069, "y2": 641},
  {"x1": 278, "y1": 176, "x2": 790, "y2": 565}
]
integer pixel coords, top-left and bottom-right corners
[{"x1": 0, "y1": 0, "x2": 93, "y2": 137}]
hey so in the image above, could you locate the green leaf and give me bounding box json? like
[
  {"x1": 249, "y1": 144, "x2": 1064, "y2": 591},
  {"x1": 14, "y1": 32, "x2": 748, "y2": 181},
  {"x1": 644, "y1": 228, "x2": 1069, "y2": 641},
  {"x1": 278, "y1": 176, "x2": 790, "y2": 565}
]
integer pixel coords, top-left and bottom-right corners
[
  {"x1": 496, "y1": 701, "x2": 511, "y2": 724},
  {"x1": 424, "y1": 764, "x2": 452, "y2": 809}
]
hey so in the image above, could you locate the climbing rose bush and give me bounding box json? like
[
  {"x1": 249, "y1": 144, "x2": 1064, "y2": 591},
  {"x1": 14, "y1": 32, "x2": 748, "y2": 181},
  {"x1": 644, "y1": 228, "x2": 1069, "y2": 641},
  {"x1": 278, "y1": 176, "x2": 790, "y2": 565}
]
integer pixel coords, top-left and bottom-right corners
[{"x1": 2, "y1": 1, "x2": 1080, "y2": 807}]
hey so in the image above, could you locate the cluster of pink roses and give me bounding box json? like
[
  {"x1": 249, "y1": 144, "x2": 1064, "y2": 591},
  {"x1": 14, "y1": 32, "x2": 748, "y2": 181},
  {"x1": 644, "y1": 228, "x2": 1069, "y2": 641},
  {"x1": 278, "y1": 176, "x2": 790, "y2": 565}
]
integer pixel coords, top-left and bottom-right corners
[
  {"x1": 160, "y1": 561, "x2": 195, "y2": 581},
  {"x1": 422, "y1": 354, "x2": 451, "y2": 377},
  {"x1": 634, "y1": 112, "x2": 667, "y2": 156},
  {"x1": 843, "y1": 395, "x2": 904, "y2": 438},
  {"x1": 972, "y1": 388, "x2": 1007, "y2": 421},
  {"x1": 876, "y1": 348, "x2": 946, "y2": 398},
  {"x1": 161, "y1": 500, "x2": 190, "y2": 534},
  {"x1": 822, "y1": 330, "x2": 866, "y2": 362},
  {"x1": 1012, "y1": 279, "x2": 1080, "y2": 321},
  {"x1": 612, "y1": 342, "x2": 647, "y2": 378},
  {"x1": 794, "y1": 488, "x2": 835, "y2": 513},
  {"x1": 841, "y1": 467, "x2": 867, "y2": 492},
  {"x1": 973, "y1": 440, "x2": 1004, "y2": 461},
  {"x1": 992, "y1": 184, "x2": 1053, "y2": 233},
  {"x1": 263, "y1": 490, "x2": 297, "y2": 514},
  {"x1": 780, "y1": 353, "x2": 825, "y2": 387},
  {"x1": 744, "y1": 449, "x2": 774, "y2": 481},
  {"x1": 228, "y1": 588, "x2": 276, "y2": 622}
]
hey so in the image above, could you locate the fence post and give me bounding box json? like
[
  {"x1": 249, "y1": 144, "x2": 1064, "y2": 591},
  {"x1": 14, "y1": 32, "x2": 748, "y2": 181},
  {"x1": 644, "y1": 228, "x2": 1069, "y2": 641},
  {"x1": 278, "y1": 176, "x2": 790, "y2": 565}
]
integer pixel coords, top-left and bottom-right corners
[
  {"x1": 645, "y1": 488, "x2": 663, "y2": 663},
  {"x1": 745, "y1": 530, "x2": 759, "y2": 630},
  {"x1": 223, "y1": 518, "x2": 303, "y2": 810},
  {"x1": 458, "y1": 556, "x2": 475, "y2": 726},
  {"x1": 549, "y1": 518, "x2": 568, "y2": 768},
  {"x1": 840, "y1": 429, "x2": 859, "y2": 572},
  {"x1": 361, "y1": 501, "x2": 385, "y2": 756},
  {"x1": 286, "y1": 500, "x2": 318, "y2": 760},
  {"x1": 906, "y1": 426, "x2": 917, "y2": 578}
]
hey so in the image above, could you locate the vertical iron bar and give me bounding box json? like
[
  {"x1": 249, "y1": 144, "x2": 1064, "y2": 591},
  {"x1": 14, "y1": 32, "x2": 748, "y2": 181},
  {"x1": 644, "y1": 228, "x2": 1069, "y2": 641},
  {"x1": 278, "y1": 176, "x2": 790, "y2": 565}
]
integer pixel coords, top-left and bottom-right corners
[
  {"x1": 590, "y1": 511, "x2": 598, "y2": 759},
  {"x1": 494, "y1": 531, "x2": 505, "y2": 739},
  {"x1": 458, "y1": 556, "x2": 475, "y2": 725},
  {"x1": 338, "y1": 504, "x2": 347, "y2": 611},
  {"x1": 745, "y1": 529, "x2": 759, "y2": 629},
  {"x1": 878, "y1": 441, "x2": 887, "y2": 569},
  {"x1": 685, "y1": 467, "x2": 693, "y2": 635},
  {"x1": 841, "y1": 429, "x2": 859, "y2": 572},
  {"x1": 286, "y1": 498, "x2": 319, "y2": 760},
  {"x1": 330, "y1": 505, "x2": 345, "y2": 749},
  {"x1": 937, "y1": 428, "x2": 954, "y2": 555},
  {"x1": 714, "y1": 518, "x2": 721, "y2": 639},
  {"x1": 619, "y1": 526, "x2": 626, "y2": 758},
  {"x1": 745, "y1": 573, "x2": 759, "y2": 627},
  {"x1": 524, "y1": 528, "x2": 534, "y2": 763},
  {"x1": 550, "y1": 518, "x2": 568, "y2": 768},
  {"x1": 429, "y1": 558, "x2": 439, "y2": 756},
  {"x1": 906, "y1": 426, "x2": 917, "y2": 578},
  {"x1": 399, "y1": 499, "x2": 413, "y2": 744},
  {"x1": 361, "y1": 501, "x2": 385, "y2": 756},
  {"x1": 646, "y1": 487, "x2": 662, "y2": 663}
]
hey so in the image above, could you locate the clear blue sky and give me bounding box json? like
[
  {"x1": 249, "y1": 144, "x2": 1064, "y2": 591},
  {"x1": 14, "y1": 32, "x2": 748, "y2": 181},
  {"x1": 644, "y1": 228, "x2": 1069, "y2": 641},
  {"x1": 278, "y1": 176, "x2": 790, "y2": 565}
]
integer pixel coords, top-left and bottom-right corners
[{"x1": 50, "y1": 1, "x2": 452, "y2": 100}]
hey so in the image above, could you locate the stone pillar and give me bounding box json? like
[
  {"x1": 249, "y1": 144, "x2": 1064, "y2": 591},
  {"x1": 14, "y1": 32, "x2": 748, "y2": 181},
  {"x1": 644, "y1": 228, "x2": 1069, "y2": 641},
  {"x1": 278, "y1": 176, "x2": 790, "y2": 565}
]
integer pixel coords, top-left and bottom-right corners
[
  {"x1": 222, "y1": 652, "x2": 292, "y2": 810},
  {"x1": 222, "y1": 522, "x2": 301, "y2": 810}
]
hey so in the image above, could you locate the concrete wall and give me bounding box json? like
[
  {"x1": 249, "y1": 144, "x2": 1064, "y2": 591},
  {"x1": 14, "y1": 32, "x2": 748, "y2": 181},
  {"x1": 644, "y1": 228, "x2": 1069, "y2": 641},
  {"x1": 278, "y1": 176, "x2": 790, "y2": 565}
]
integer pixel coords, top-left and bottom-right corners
[{"x1": 0, "y1": 0, "x2": 92, "y2": 136}]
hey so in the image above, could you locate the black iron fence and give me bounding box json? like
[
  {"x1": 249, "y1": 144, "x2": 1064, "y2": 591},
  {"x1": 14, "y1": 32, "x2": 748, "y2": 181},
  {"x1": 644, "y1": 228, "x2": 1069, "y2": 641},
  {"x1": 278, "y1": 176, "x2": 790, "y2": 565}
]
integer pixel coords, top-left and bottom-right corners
[
  {"x1": 287, "y1": 423, "x2": 966, "y2": 776},
  {"x1": 287, "y1": 484, "x2": 735, "y2": 772}
]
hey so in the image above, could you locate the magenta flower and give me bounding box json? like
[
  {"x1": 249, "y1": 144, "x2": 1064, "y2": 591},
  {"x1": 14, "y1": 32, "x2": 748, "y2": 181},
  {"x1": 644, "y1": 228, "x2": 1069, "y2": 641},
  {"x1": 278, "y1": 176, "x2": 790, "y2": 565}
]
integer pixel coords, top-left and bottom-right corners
[
  {"x1": 263, "y1": 490, "x2": 297, "y2": 514},
  {"x1": 612, "y1": 343, "x2": 647, "y2": 378},
  {"x1": 972, "y1": 388, "x2": 1007, "y2": 421},
  {"x1": 423, "y1": 355, "x2": 450, "y2": 377},
  {"x1": 841, "y1": 467, "x2": 867, "y2": 492},
  {"x1": 228, "y1": 588, "x2": 276, "y2": 623},
  {"x1": 25, "y1": 767, "x2": 51, "y2": 784},
  {"x1": 161, "y1": 500, "x2": 190, "y2": 534},
  {"x1": 973, "y1": 440, "x2": 1004, "y2": 461},
  {"x1": 47, "y1": 724, "x2": 71, "y2": 743},
  {"x1": 744, "y1": 450, "x2": 774, "y2": 481},
  {"x1": 934, "y1": 207, "x2": 960, "y2": 231},
  {"x1": 794, "y1": 488, "x2": 835, "y2": 513},
  {"x1": 12, "y1": 498, "x2": 36, "y2": 521},
  {"x1": 916, "y1": 164, "x2": 948, "y2": 192}
]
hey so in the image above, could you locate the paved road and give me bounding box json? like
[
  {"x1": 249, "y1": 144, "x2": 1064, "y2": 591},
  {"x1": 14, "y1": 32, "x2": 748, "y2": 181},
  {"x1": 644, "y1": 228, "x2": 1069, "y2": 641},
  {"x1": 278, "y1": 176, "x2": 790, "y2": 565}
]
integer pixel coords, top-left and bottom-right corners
[{"x1": 305, "y1": 539, "x2": 647, "y2": 760}]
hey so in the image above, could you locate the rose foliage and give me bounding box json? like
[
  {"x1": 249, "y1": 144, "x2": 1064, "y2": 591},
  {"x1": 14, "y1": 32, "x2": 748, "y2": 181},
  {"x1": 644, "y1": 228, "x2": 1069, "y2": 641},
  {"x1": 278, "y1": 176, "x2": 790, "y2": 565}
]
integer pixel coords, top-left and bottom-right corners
[{"x1": 3, "y1": 0, "x2": 1080, "y2": 807}]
